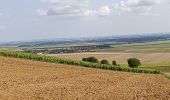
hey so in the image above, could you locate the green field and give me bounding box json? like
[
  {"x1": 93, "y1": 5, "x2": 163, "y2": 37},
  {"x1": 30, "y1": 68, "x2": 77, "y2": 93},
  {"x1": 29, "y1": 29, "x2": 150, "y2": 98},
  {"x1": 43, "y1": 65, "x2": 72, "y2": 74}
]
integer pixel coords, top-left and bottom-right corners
[
  {"x1": 45, "y1": 40, "x2": 170, "y2": 76},
  {"x1": 121, "y1": 63, "x2": 170, "y2": 73},
  {"x1": 96, "y1": 40, "x2": 170, "y2": 75},
  {"x1": 95, "y1": 40, "x2": 170, "y2": 53}
]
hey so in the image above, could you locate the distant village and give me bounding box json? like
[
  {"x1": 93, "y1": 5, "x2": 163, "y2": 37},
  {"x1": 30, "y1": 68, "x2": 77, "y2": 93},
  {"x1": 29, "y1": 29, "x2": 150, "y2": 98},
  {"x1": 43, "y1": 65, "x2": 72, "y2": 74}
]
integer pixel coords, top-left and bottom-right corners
[{"x1": 23, "y1": 44, "x2": 111, "y2": 54}]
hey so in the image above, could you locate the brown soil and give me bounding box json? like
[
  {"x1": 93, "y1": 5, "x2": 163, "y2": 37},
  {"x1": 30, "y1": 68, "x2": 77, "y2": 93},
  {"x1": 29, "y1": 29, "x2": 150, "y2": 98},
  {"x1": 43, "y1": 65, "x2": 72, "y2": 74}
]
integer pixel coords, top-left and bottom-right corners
[{"x1": 0, "y1": 56, "x2": 170, "y2": 100}]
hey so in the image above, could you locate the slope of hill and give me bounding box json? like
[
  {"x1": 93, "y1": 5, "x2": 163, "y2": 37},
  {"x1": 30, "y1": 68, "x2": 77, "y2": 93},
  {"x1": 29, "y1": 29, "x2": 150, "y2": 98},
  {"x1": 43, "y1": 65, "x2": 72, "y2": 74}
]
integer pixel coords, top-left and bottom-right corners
[{"x1": 0, "y1": 56, "x2": 170, "y2": 100}]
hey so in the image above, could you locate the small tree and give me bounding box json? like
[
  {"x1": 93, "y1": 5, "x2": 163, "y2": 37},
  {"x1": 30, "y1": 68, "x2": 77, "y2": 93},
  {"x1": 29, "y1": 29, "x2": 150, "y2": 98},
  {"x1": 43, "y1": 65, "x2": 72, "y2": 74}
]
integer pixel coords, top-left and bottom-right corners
[
  {"x1": 82, "y1": 57, "x2": 99, "y2": 63},
  {"x1": 88, "y1": 57, "x2": 99, "y2": 63},
  {"x1": 82, "y1": 58, "x2": 88, "y2": 61},
  {"x1": 128, "y1": 58, "x2": 141, "y2": 68},
  {"x1": 112, "y1": 61, "x2": 117, "y2": 66},
  {"x1": 101, "y1": 59, "x2": 109, "y2": 64}
]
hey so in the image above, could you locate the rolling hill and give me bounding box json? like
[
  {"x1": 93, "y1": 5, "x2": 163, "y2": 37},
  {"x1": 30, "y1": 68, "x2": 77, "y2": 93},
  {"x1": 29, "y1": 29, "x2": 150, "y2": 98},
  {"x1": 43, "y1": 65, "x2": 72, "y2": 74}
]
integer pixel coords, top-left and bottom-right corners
[{"x1": 0, "y1": 56, "x2": 169, "y2": 100}]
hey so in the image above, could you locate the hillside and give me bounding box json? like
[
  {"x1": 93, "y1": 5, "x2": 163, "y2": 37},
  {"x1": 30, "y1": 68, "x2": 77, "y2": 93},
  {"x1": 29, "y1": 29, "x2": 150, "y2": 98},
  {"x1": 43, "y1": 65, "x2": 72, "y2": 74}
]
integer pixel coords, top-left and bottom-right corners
[{"x1": 0, "y1": 56, "x2": 170, "y2": 100}]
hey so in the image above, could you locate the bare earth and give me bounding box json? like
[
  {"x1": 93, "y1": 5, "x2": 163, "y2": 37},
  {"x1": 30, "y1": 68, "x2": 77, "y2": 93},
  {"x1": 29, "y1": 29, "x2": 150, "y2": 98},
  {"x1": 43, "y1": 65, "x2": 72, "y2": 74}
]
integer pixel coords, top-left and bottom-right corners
[
  {"x1": 47, "y1": 52, "x2": 170, "y2": 64},
  {"x1": 0, "y1": 56, "x2": 170, "y2": 100}
]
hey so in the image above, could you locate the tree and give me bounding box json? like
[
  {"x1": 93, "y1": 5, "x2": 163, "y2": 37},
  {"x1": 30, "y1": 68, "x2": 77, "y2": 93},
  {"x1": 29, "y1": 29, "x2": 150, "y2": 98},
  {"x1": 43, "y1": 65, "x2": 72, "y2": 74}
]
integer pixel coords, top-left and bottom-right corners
[
  {"x1": 101, "y1": 59, "x2": 109, "y2": 64},
  {"x1": 112, "y1": 60, "x2": 118, "y2": 66},
  {"x1": 88, "y1": 57, "x2": 99, "y2": 63},
  {"x1": 82, "y1": 57, "x2": 99, "y2": 63},
  {"x1": 82, "y1": 58, "x2": 88, "y2": 61},
  {"x1": 127, "y1": 58, "x2": 141, "y2": 68}
]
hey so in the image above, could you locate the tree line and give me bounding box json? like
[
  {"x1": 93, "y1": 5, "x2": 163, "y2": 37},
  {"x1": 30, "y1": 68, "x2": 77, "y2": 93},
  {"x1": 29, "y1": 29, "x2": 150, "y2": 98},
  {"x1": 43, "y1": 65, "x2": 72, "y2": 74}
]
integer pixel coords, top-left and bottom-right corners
[{"x1": 82, "y1": 57, "x2": 141, "y2": 68}]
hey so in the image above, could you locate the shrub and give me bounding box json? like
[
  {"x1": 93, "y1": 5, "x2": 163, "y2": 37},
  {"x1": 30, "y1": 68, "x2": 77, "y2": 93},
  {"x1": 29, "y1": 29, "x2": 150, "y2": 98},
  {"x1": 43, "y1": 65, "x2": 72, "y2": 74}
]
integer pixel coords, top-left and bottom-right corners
[
  {"x1": 82, "y1": 58, "x2": 88, "y2": 61},
  {"x1": 101, "y1": 59, "x2": 109, "y2": 64},
  {"x1": 112, "y1": 61, "x2": 117, "y2": 66},
  {"x1": 88, "y1": 57, "x2": 99, "y2": 63},
  {"x1": 82, "y1": 57, "x2": 99, "y2": 63},
  {"x1": 128, "y1": 58, "x2": 141, "y2": 68}
]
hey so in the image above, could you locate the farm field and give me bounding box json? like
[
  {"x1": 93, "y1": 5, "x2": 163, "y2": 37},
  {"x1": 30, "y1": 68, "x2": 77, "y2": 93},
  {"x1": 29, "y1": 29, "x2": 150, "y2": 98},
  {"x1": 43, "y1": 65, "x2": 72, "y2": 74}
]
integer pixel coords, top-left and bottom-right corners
[
  {"x1": 46, "y1": 40, "x2": 170, "y2": 72},
  {"x1": 0, "y1": 56, "x2": 170, "y2": 99},
  {"x1": 95, "y1": 40, "x2": 170, "y2": 53},
  {"x1": 46, "y1": 52, "x2": 170, "y2": 66},
  {"x1": 47, "y1": 52, "x2": 170, "y2": 74}
]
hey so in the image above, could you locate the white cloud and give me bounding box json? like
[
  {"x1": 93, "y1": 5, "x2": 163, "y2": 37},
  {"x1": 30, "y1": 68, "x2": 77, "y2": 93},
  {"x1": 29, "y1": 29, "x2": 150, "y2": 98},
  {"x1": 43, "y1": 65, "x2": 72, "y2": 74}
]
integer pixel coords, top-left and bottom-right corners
[
  {"x1": 38, "y1": 0, "x2": 163, "y2": 17},
  {"x1": 38, "y1": 0, "x2": 110, "y2": 17},
  {"x1": 98, "y1": 6, "x2": 111, "y2": 16},
  {"x1": 114, "y1": 0, "x2": 161, "y2": 15},
  {"x1": 36, "y1": 9, "x2": 47, "y2": 16},
  {"x1": 38, "y1": 0, "x2": 90, "y2": 17},
  {"x1": 83, "y1": 10, "x2": 97, "y2": 17}
]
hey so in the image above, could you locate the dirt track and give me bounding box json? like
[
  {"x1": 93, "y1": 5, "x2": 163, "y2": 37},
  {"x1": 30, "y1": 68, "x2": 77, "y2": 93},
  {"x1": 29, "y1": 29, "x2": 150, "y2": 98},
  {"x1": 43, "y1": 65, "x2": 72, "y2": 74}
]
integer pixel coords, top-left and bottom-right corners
[{"x1": 0, "y1": 56, "x2": 170, "y2": 100}]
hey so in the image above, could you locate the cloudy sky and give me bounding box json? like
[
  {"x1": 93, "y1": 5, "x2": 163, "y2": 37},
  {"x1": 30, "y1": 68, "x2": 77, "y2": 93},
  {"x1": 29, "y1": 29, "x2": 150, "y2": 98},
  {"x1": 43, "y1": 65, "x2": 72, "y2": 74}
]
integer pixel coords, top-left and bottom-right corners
[{"x1": 0, "y1": 0, "x2": 170, "y2": 42}]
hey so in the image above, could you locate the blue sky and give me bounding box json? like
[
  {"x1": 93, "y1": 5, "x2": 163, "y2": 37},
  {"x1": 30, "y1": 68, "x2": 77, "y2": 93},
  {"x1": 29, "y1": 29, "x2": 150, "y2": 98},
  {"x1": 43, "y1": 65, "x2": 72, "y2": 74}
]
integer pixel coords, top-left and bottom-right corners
[{"x1": 0, "y1": 0, "x2": 170, "y2": 42}]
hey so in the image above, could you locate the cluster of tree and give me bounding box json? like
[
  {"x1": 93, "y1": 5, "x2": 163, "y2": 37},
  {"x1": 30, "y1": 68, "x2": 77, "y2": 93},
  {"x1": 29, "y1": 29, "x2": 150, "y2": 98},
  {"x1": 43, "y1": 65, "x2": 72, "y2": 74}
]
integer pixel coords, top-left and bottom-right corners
[
  {"x1": 82, "y1": 57, "x2": 99, "y2": 63},
  {"x1": 127, "y1": 58, "x2": 141, "y2": 68},
  {"x1": 82, "y1": 57, "x2": 141, "y2": 68},
  {"x1": 82, "y1": 57, "x2": 118, "y2": 66}
]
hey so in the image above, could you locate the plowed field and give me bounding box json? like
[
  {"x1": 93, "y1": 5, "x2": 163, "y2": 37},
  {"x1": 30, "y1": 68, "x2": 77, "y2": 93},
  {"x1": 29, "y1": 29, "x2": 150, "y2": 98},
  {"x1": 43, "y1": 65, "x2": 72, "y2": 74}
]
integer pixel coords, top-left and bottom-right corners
[{"x1": 0, "y1": 56, "x2": 170, "y2": 100}]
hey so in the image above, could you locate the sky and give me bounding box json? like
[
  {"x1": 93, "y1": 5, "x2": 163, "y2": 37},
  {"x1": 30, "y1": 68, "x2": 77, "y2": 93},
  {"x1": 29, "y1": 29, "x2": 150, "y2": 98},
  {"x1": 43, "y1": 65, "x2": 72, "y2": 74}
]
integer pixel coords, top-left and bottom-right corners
[{"x1": 0, "y1": 0, "x2": 170, "y2": 42}]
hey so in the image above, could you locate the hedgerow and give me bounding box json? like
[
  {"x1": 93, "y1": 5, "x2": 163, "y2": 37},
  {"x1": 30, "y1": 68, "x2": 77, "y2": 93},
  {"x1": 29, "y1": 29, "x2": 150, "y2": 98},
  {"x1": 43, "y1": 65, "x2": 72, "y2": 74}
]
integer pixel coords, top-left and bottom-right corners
[{"x1": 0, "y1": 50, "x2": 160, "y2": 74}]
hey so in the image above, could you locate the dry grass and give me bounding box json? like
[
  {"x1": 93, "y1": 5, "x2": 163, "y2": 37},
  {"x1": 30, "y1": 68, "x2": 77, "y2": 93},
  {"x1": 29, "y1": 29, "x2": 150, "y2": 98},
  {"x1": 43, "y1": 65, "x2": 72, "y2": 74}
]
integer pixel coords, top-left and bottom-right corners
[
  {"x1": 0, "y1": 56, "x2": 170, "y2": 100},
  {"x1": 47, "y1": 52, "x2": 170, "y2": 64}
]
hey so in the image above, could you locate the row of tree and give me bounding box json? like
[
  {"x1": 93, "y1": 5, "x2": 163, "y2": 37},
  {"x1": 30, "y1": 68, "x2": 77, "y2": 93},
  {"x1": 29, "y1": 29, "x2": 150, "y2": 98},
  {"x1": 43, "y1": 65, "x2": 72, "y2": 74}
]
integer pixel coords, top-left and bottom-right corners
[{"x1": 82, "y1": 57, "x2": 141, "y2": 68}]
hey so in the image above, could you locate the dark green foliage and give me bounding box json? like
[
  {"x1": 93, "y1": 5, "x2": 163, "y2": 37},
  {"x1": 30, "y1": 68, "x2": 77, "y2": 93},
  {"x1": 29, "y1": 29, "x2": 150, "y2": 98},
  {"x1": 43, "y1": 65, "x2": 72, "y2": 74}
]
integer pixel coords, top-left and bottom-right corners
[
  {"x1": 128, "y1": 58, "x2": 141, "y2": 68},
  {"x1": 82, "y1": 57, "x2": 99, "y2": 63},
  {"x1": 101, "y1": 59, "x2": 109, "y2": 64},
  {"x1": 0, "y1": 50, "x2": 160, "y2": 74},
  {"x1": 112, "y1": 61, "x2": 117, "y2": 66},
  {"x1": 87, "y1": 57, "x2": 99, "y2": 63},
  {"x1": 82, "y1": 58, "x2": 88, "y2": 61}
]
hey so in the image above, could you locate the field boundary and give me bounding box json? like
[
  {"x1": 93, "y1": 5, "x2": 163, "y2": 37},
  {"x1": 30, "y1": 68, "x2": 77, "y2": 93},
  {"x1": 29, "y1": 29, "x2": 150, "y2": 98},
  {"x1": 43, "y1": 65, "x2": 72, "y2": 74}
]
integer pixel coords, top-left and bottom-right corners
[{"x1": 0, "y1": 50, "x2": 160, "y2": 74}]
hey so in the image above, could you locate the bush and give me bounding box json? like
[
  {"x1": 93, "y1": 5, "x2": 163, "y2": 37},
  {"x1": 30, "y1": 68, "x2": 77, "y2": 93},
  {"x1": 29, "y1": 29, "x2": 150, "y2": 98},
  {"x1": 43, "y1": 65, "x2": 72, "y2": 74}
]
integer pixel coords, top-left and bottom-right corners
[
  {"x1": 112, "y1": 61, "x2": 117, "y2": 66},
  {"x1": 82, "y1": 58, "x2": 88, "y2": 61},
  {"x1": 101, "y1": 59, "x2": 109, "y2": 64},
  {"x1": 128, "y1": 58, "x2": 141, "y2": 68},
  {"x1": 82, "y1": 57, "x2": 99, "y2": 63}
]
